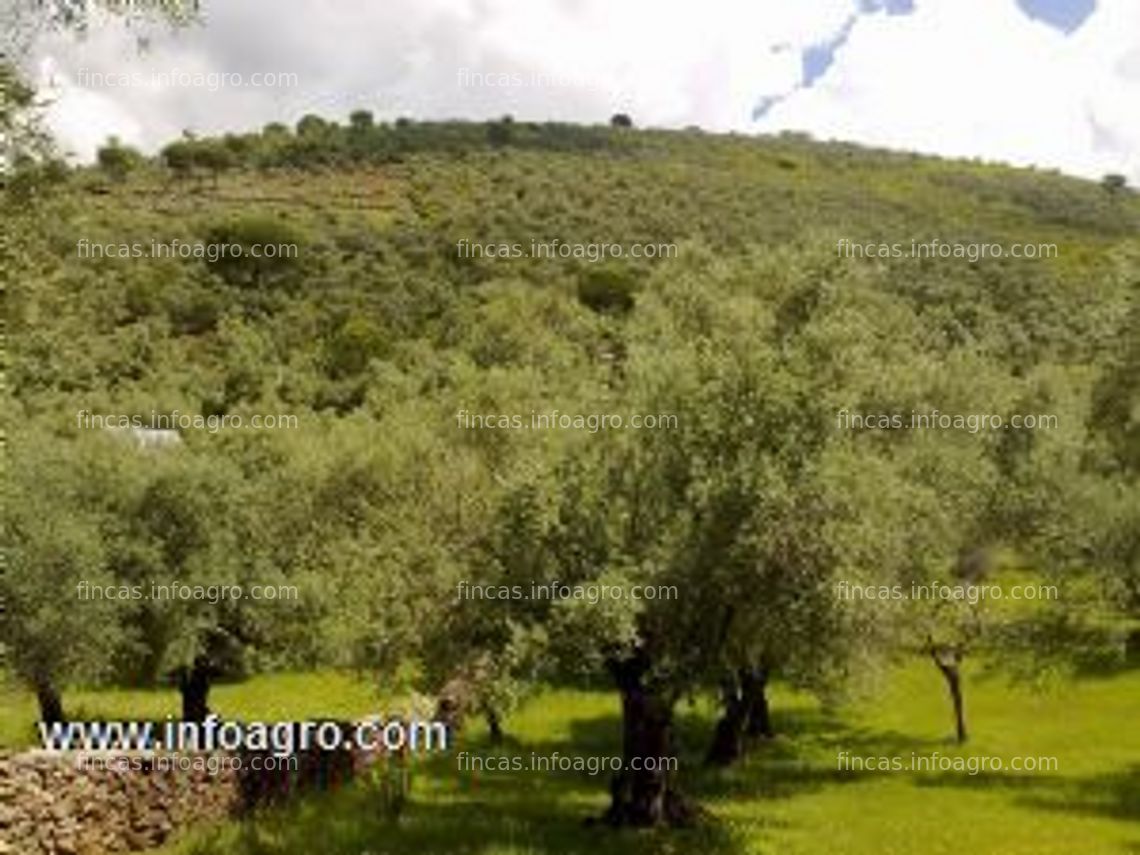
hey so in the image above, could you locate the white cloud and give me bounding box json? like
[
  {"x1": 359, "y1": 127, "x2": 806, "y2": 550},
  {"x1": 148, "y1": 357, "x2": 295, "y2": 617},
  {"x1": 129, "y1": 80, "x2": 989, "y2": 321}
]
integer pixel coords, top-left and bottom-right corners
[
  {"x1": 750, "y1": 0, "x2": 1140, "y2": 183},
  {"x1": 36, "y1": 56, "x2": 142, "y2": 157},
  {"x1": 30, "y1": 0, "x2": 1139, "y2": 184}
]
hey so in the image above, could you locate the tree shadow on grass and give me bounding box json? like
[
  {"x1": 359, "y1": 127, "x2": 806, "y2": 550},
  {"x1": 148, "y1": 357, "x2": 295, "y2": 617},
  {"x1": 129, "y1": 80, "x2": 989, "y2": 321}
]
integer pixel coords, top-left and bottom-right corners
[
  {"x1": 486, "y1": 702, "x2": 944, "y2": 826},
  {"x1": 1072, "y1": 765, "x2": 1140, "y2": 824},
  {"x1": 913, "y1": 763, "x2": 1140, "y2": 826},
  {"x1": 174, "y1": 702, "x2": 1029, "y2": 855},
  {"x1": 179, "y1": 779, "x2": 748, "y2": 855},
  {"x1": 176, "y1": 721, "x2": 751, "y2": 855},
  {"x1": 684, "y1": 704, "x2": 945, "y2": 804},
  {"x1": 912, "y1": 764, "x2": 1140, "y2": 853}
]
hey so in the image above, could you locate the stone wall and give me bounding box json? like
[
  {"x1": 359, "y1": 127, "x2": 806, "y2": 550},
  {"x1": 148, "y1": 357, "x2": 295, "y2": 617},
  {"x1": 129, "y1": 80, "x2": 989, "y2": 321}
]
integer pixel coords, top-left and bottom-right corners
[
  {"x1": 0, "y1": 742, "x2": 383, "y2": 855},
  {"x1": 0, "y1": 750, "x2": 240, "y2": 854}
]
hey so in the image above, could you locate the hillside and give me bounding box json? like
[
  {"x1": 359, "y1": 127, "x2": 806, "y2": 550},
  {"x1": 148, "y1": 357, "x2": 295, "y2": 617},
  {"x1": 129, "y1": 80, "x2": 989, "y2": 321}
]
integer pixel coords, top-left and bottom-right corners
[{"x1": 7, "y1": 122, "x2": 1139, "y2": 421}]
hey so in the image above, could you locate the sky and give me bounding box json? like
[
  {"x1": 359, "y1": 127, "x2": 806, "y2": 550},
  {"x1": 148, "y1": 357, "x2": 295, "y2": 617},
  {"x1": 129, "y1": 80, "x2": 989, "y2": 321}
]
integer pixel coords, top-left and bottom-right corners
[{"x1": 28, "y1": 0, "x2": 1140, "y2": 184}]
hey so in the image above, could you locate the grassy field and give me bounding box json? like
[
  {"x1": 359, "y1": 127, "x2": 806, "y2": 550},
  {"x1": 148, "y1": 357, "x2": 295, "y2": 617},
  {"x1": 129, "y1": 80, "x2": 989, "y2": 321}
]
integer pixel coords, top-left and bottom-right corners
[{"x1": 7, "y1": 663, "x2": 1133, "y2": 855}]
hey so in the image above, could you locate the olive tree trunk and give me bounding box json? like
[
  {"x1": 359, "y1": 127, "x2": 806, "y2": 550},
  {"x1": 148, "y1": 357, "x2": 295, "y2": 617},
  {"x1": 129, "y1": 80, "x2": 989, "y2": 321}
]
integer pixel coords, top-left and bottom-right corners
[
  {"x1": 33, "y1": 674, "x2": 65, "y2": 724},
  {"x1": 930, "y1": 648, "x2": 968, "y2": 743},
  {"x1": 601, "y1": 652, "x2": 694, "y2": 827},
  {"x1": 178, "y1": 656, "x2": 212, "y2": 722},
  {"x1": 705, "y1": 675, "x2": 747, "y2": 766},
  {"x1": 742, "y1": 666, "x2": 774, "y2": 739}
]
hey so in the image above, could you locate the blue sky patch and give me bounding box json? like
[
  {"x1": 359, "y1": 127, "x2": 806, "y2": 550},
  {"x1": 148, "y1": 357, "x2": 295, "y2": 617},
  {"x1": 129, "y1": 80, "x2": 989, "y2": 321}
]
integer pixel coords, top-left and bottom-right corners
[
  {"x1": 1015, "y1": 0, "x2": 1097, "y2": 34},
  {"x1": 858, "y1": 0, "x2": 917, "y2": 15},
  {"x1": 752, "y1": 94, "x2": 787, "y2": 120},
  {"x1": 802, "y1": 14, "x2": 859, "y2": 87},
  {"x1": 753, "y1": 0, "x2": 915, "y2": 120}
]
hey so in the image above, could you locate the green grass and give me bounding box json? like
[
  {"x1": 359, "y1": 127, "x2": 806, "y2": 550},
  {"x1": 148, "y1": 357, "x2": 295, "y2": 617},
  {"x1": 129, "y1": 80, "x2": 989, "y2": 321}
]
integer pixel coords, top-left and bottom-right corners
[
  {"x1": 148, "y1": 664, "x2": 1140, "y2": 855},
  {"x1": 704, "y1": 664, "x2": 1140, "y2": 855},
  {"x1": 6, "y1": 666, "x2": 1137, "y2": 853}
]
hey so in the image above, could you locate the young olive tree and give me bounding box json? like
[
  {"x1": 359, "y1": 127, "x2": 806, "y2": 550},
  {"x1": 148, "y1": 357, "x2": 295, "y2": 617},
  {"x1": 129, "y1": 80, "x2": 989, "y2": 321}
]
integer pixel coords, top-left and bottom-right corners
[{"x1": 1, "y1": 421, "x2": 130, "y2": 722}]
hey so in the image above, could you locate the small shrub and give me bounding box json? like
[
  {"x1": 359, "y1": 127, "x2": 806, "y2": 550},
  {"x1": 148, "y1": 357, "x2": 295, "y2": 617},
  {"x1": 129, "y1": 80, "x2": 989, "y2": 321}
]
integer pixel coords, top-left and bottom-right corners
[
  {"x1": 577, "y1": 263, "x2": 639, "y2": 314},
  {"x1": 323, "y1": 315, "x2": 388, "y2": 379},
  {"x1": 202, "y1": 214, "x2": 307, "y2": 289},
  {"x1": 349, "y1": 110, "x2": 375, "y2": 132},
  {"x1": 487, "y1": 115, "x2": 514, "y2": 148},
  {"x1": 97, "y1": 138, "x2": 144, "y2": 182},
  {"x1": 162, "y1": 140, "x2": 197, "y2": 179},
  {"x1": 1101, "y1": 173, "x2": 1128, "y2": 196},
  {"x1": 296, "y1": 114, "x2": 329, "y2": 138}
]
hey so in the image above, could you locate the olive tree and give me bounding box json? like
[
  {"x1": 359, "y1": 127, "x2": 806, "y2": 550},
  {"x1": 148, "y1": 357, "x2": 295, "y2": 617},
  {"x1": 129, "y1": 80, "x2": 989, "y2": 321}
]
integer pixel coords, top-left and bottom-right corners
[{"x1": 1, "y1": 420, "x2": 129, "y2": 722}]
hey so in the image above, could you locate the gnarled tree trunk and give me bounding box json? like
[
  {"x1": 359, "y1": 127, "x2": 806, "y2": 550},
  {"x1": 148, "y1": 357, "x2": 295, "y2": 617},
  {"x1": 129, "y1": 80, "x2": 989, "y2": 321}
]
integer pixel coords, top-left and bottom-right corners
[
  {"x1": 705, "y1": 675, "x2": 747, "y2": 766},
  {"x1": 482, "y1": 703, "x2": 504, "y2": 745},
  {"x1": 706, "y1": 665, "x2": 775, "y2": 767},
  {"x1": 742, "y1": 666, "x2": 773, "y2": 739},
  {"x1": 601, "y1": 651, "x2": 693, "y2": 827},
  {"x1": 178, "y1": 656, "x2": 212, "y2": 722},
  {"x1": 33, "y1": 674, "x2": 65, "y2": 724}
]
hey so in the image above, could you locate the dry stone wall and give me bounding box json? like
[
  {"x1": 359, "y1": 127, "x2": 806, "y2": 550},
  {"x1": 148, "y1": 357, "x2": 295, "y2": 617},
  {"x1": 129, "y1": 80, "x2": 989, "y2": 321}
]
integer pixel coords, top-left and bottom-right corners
[{"x1": 0, "y1": 741, "x2": 381, "y2": 855}]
